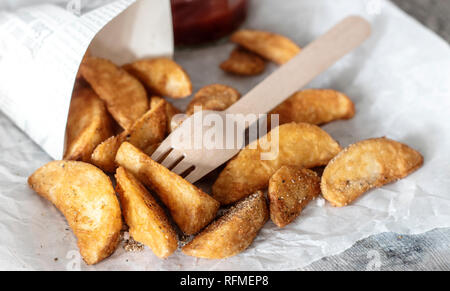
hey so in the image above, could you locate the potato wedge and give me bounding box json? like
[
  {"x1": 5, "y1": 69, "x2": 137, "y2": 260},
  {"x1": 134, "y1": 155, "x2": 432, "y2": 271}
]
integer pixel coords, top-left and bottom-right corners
[
  {"x1": 124, "y1": 58, "x2": 192, "y2": 99},
  {"x1": 268, "y1": 166, "x2": 320, "y2": 228},
  {"x1": 230, "y1": 29, "x2": 301, "y2": 64},
  {"x1": 151, "y1": 96, "x2": 181, "y2": 133},
  {"x1": 80, "y1": 57, "x2": 148, "y2": 130},
  {"x1": 91, "y1": 98, "x2": 167, "y2": 173},
  {"x1": 220, "y1": 47, "x2": 265, "y2": 76},
  {"x1": 182, "y1": 191, "x2": 268, "y2": 259},
  {"x1": 186, "y1": 84, "x2": 241, "y2": 116},
  {"x1": 269, "y1": 89, "x2": 355, "y2": 126},
  {"x1": 116, "y1": 142, "x2": 220, "y2": 235},
  {"x1": 213, "y1": 123, "x2": 341, "y2": 205},
  {"x1": 64, "y1": 85, "x2": 113, "y2": 162},
  {"x1": 115, "y1": 167, "x2": 178, "y2": 258},
  {"x1": 126, "y1": 97, "x2": 166, "y2": 149},
  {"x1": 90, "y1": 135, "x2": 123, "y2": 173},
  {"x1": 28, "y1": 161, "x2": 122, "y2": 265},
  {"x1": 143, "y1": 143, "x2": 160, "y2": 157},
  {"x1": 321, "y1": 137, "x2": 424, "y2": 207}
]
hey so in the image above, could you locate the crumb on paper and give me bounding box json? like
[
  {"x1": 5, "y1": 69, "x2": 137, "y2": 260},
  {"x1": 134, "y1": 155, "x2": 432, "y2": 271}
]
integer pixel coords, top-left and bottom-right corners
[
  {"x1": 124, "y1": 238, "x2": 144, "y2": 252},
  {"x1": 120, "y1": 231, "x2": 144, "y2": 252}
]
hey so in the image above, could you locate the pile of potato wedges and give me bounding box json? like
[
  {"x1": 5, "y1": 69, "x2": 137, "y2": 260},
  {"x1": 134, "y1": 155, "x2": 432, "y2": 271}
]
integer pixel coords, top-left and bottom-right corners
[{"x1": 28, "y1": 29, "x2": 423, "y2": 265}]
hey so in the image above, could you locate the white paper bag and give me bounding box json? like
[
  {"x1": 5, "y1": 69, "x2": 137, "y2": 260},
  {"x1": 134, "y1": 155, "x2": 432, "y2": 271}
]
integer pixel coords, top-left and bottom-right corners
[{"x1": 0, "y1": 0, "x2": 173, "y2": 159}]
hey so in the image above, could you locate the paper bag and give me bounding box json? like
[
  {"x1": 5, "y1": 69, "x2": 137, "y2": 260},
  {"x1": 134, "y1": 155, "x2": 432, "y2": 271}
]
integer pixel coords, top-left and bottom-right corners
[{"x1": 0, "y1": 0, "x2": 173, "y2": 159}]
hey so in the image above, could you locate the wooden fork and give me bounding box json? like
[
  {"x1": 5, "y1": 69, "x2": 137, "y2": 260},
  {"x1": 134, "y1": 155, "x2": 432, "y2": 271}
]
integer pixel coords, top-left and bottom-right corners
[{"x1": 151, "y1": 16, "x2": 372, "y2": 183}]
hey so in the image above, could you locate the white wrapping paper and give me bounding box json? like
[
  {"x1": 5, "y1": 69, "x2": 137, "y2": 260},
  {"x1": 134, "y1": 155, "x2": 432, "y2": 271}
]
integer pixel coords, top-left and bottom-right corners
[
  {"x1": 0, "y1": 0, "x2": 450, "y2": 270},
  {"x1": 0, "y1": 0, "x2": 173, "y2": 159}
]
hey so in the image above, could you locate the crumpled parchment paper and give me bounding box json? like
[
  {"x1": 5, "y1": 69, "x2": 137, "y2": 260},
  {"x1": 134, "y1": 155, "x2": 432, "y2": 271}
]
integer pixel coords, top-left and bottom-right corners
[{"x1": 1, "y1": 0, "x2": 449, "y2": 270}]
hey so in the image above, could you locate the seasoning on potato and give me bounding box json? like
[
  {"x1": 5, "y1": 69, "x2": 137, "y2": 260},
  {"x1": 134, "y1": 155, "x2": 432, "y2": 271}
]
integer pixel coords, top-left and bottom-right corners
[
  {"x1": 268, "y1": 166, "x2": 321, "y2": 228},
  {"x1": 220, "y1": 47, "x2": 266, "y2": 76},
  {"x1": 182, "y1": 191, "x2": 268, "y2": 259},
  {"x1": 212, "y1": 122, "x2": 341, "y2": 205},
  {"x1": 28, "y1": 161, "x2": 122, "y2": 265},
  {"x1": 230, "y1": 29, "x2": 301, "y2": 64},
  {"x1": 186, "y1": 84, "x2": 241, "y2": 116},
  {"x1": 116, "y1": 142, "x2": 220, "y2": 235},
  {"x1": 124, "y1": 58, "x2": 192, "y2": 99},
  {"x1": 150, "y1": 96, "x2": 181, "y2": 133},
  {"x1": 80, "y1": 57, "x2": 149, "y2": 130},
  {"x1": 64, "y1": 85, "x2": 113, "y2": 162},
  {"x1": 321, "y1": 137, "x2": 424, "y2": 207},
  {"x1": 115, "y1": 167, "x2": 178, "y2": 259},
  {"x1": 91, "y1": 97, "x2": 167, "y2": 173},
  {"x1": 269, "y1": 89, "x2": 355, "y2": 126},
  {"x1": 125, "y1": 97, "x2": 167, "y2": 149}
]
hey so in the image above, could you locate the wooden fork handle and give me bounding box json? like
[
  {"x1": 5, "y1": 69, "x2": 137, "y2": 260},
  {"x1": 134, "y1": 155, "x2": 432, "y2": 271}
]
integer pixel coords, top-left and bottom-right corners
[{"x1": 224, "y1": 16, "x2": 371, "y2": 116}]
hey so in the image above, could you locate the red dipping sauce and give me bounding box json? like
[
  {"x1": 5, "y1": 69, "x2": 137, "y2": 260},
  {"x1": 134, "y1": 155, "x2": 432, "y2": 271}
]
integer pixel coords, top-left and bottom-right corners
[{"x1": 171, "y1": 0, "x2": 248, "y2": 45}]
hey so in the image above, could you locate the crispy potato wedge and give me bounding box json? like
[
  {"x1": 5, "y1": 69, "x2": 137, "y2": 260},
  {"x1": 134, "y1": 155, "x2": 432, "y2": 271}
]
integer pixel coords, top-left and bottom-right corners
[
  {"x1": 150, "y1": 96, "x2": 181, "y2": 133},
  {"x1": 91, "y1": 98, "x2": 167, "y2": 172},
  {"x1": 90, "y1": 135, "x2": 124, "y2": 173},
  {"x1": 220, "y1": 47, "x2": 266, "y2": 76},
  {"x1": 115, "y1": 167, "x2": 178, "y2": 258},
  {"x1": 28, "y1": 161, "x2": 122, "y2": 265},
  {"x1": 269, "y1": 89, "x2": 355, "y2": 126},
  {"x1": 80, "y1": 57, "x2": 149, "y2": 130},
  {"x1": 126, "y1": 97, "x2": 167, "y2": 149},
  {"x1": 143, "y1": 143, "x2": 160, "y2": 157},
  {"x1": 213, "y1": 123, "x2": 341, "y2": 205},
  {"x1": 124, "y1": 58, "x2": 192, "y2": 99},
  {"x1": 116, "y1": 142, "x2": 220, "y2": 235},
  {"x1": 182, "y1": 191, "x2": 268, "y2": 259},
  {"x1": 186, "y1": 84, "x2": 241, "y2": 116},
  {"x1": 268, "y1": 166, "x2": 320, "y2": 228},
  {"x1": 321, "y1": 138, "x2": 424, "y2": 207},
  {"x1": 230, "y1": 29, "x2": 301, "y2": 64},
  {"x1": 64, "y1": 86, "x2": 113, "y2": 162}
]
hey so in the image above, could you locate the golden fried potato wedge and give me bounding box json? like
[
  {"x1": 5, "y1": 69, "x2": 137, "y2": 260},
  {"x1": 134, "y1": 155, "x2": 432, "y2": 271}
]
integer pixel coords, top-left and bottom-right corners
[
  {"x1": 182, "y1": 191, "x2": 268, "y2": 259},
  {"x1": 28, "y1": 161, "x2": 122, "y2": 265},
  {"x1": 220, "y1": 47, "x2": 266, "y2": 76},
  {"x1": 64, "y1": 86, "x2": 113, "y2": 162},
  {"x1": 91, "y1": 98, "x2": 167, "y2": 173},
  {"x1": 213, "y1": 123, "x2": 341, "y2": 205},
  {"x1": 116, "y1": 142, "x2": 220, "y2": 235},
  {"x1": 80, "y1": 57, "x2": 148, "y2": 130},
  {"x1": 115, "y1": 167, "x2": 178, "y2": 258},
  {"x1": 186, "y1": 84, "x2": 241, "y2": 116},
  {"x1": 268, "y1": 166, "x2": 320, "y2": 228},
  {"x1": 269, "y1": 89, "x2": 355, "y2": 126},
  {"x1": 151, "y1": 96, "x2": 181, "y2": 133},
  {"x1": 124, "y1": 58, "x2": 192, "y2": 99},
  {"x1": 321, "y1": 138, "x2": 424, "y2": 207},
  {"x1": 143, "y1": 143, "x2": 160, "y2": 157},
  {"x1": 230, "y1": 29, "x2": 301, "y2": 64},
  {"x1": 90, "y1": 135, "x2": 124, "y2": 173},
  {"x1": 126, "y1": 97, "x2": 166, "y2": 149}
]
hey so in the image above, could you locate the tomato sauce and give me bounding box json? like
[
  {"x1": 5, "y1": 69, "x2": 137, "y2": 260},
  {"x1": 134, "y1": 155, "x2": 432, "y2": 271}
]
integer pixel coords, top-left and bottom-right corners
[{"x1": 171, "y1": 0, "x2": 248, "y2": 45}]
